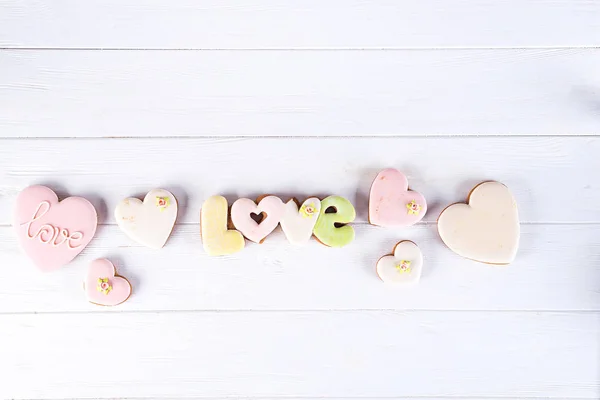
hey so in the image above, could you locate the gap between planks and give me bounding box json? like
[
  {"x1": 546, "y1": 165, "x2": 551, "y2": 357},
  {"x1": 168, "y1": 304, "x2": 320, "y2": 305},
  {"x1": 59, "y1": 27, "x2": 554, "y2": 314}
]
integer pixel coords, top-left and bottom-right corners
[
  {"x1": 1, "y1": 309, "x2": 598, "y2": 316},
  {"x1": 1, "y1": 134, "x2": 600, "y2": 140},
  {"x1": 2, "y1": 46, "x2": 600, "y2": 51}
]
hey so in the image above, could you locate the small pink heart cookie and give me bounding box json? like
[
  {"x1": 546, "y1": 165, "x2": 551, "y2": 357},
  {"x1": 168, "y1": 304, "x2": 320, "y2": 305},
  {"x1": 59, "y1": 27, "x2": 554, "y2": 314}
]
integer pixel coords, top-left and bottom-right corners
[
  {"x1": 13, "y1": 185, "x2": 98, "y2": 272},
  {"x1": 85, "y1": 259, "x2": 132, "y2": 306},
  {"x1": 231, "y1": 195, "x2": 285, "y2": 243},
  {"x1": 369, "y1": 169, "x2": 427, "y2": 227}
]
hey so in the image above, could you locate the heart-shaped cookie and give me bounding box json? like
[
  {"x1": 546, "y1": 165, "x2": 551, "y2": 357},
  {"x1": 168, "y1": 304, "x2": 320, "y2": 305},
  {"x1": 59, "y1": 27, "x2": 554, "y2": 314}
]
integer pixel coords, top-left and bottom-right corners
[
  {"x1": 369, "y1": 169, "x2": 427, "y2": 227},
  {"x1": 115, "y1": 189, "x2": 178, "y2": 249},
  {"x1": 231, "y1": 196, "x2": 285, "y2": 243},
  {"x1": 376, "y1": 241, "x2": 423, "y2": 285},
  {"x1": 437, "y1": 181, "x2": 520, "y2": 264},
  {"x1": 85, "y1": 259, "x2": 132, "y2": 306},
  {"x1": 280, "y1": 197, "x2": 322, "y2": 245},
  {"x1": 13, "y1": 185, "x2": 98, "y2": 272},
  {"x1": 201, "y1": 195, "x2": 245, "y2": 256}
]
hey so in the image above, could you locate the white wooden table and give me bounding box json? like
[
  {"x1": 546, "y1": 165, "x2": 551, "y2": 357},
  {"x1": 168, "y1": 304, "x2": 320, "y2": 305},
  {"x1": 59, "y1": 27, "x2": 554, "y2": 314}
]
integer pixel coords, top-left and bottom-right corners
[{"x1": 1, "y1": 1, "x2": 599, "y2": 399}]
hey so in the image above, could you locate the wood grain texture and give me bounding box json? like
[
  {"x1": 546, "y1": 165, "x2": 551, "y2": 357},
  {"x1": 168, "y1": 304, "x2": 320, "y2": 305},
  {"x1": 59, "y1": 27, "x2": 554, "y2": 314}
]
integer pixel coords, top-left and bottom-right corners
[
  {"x1": 2, "y1": 2, "x2": 599, "y2": 398},
  {"x1": 1, "y1": 0, "x2": 600, "y2": 49},
  {"x1": 1, "y1": 49, "x2": 599, "y2": 137},
  {"x1": 1, "y1": 224, "x2": 599, "y2": 313},
  {"x1": 0, "y1": 137, "x2": 597, "y2": 224},
  {"x1": 0, "y1": 311, "x2": 597, "y2": 399}
]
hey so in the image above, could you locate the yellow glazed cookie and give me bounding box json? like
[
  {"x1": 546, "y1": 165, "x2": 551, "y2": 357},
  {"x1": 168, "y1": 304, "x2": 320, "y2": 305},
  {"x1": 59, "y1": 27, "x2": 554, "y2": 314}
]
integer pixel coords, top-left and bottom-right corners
[{"x1": 200, "y1": 195, "x2": 245, "y2": 256}]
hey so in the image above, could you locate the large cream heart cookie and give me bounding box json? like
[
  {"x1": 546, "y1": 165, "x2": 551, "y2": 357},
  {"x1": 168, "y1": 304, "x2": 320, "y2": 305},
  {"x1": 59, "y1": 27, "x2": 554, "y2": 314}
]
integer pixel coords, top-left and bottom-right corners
[
  {"x1": 437, "y1": 182, "x2": 519, "y2": 264},
  {"x1": 115, "y1": 189, "x2": 178, "y2": 249}
]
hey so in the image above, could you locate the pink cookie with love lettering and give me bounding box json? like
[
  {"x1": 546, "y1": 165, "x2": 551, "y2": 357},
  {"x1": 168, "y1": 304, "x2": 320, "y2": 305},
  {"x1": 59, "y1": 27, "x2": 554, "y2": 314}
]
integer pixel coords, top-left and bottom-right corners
[
  {"x1": 13, "y1": 185, "x2": 98, "y2": 272},
  {"x1": 231, "y1": 195, "x2": 285, "y2": 243},
  {"x1": 85, "y1": 259, "x2": 132, "y2": 306},
  {"x1": 369, "y1": 169, "x2": 427, "y2": 227}
]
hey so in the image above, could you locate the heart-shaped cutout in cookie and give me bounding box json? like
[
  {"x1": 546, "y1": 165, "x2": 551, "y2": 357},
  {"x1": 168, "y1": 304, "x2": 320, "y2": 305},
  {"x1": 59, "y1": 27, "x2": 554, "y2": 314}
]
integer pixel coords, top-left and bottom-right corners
[
  {"x1": 369, "y1": 169, "x2": 427, "y2": 227},
  {"x1": 437, "y1": 181, "x2": 520, "y2": 264},
  {"x1": 85, "y1": 259, "x2": 132, "y2": 306},
  {"x1": 280, "y1": 197, "x2": 322, "y2": 245},
  {"x1": 231, "y1": 196, "x2": 285, "y2": 243},
  {"x1": 13, "y1": 185, "x2": 98, "y2": 272},
  {"x1": 376, "y1": 241, "x2": 423, "y2": 285},
  {"x1": 115, "y1": 189, "x2": 178, "y2": 249}
]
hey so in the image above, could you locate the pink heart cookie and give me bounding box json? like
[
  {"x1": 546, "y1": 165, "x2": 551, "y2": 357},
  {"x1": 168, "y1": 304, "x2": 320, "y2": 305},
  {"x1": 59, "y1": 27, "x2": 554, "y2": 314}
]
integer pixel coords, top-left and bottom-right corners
[
  {"x1": 231, "y1": 196, "x2": 285, "y2": 243},
  {"x1": 13, "y1": 185, "x2": 98, "y2": 272},
  {"x1": 85, "y1": 259, "x2": 132, "y2": 306},
  {"x1": 369, "y1": 169, "x2": 427, "y2": 227}
]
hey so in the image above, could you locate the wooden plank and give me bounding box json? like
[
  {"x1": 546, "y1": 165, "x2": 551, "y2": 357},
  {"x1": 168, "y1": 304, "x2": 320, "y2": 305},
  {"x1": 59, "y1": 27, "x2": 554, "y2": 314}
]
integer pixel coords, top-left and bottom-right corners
[
  {"x1": 0, "y1": 137, "x2": 598, "y2": 224},
  {"x1": 1, "y1": 224, "x2": 599, "y2": 312},
  {"x1": 0, "y1": 311, "x2": 597, "y2": 399},
  {"x1": 1, "y1": 49, "x2": 599, "y2": 137},
  {"x1": 1, "y1": 0, "x2": 599, "y2": 49}
]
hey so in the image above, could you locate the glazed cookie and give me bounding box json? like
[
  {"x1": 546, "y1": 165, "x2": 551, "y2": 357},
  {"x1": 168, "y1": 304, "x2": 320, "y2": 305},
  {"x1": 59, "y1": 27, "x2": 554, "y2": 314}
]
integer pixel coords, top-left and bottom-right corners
[
  {"x1": 200, "y1": 195, "x2": 245, "y2": 256},
  {"x1": 85, "y1": 259, "x2": 132, "y2": 306},
  {"x1": 313, "y1": 196, "x2": 356, "y2": 248},
  {"x1": 115, "y1": 189, "x2": 178, "y2": 249},
  {"x1": 376, "y1": 241, "x2": 423, "y2": 285},
  {"x1": 369, "y1": 168, "x2": 427, "y2": 227},
  {"x1": 437, "y1": 181, "x2": 520, "y2": 264},
  {"x1": 231, "y1": 195, "x2": 285, "y2": 244},
  {"x1": 13, "y1": 185, "x2": 97, "y2": 272},
  {"x1": 280, "y1": 197, "x2": 322, "y2": 245}
]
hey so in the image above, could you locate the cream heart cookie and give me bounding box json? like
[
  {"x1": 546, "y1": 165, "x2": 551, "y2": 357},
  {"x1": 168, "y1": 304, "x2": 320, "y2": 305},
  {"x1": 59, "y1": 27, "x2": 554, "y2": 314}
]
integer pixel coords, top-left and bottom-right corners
[
  {"x1": 115, "y1": 189, "x2": 177, "y2": 249},
  {"x1": 369, "y1": 169, "x2": 427, "y2": 227},
  {"x1": 231, "y1": 195, "x2": 285, "y2": 243},
  {"x1": 376, "y1": 241, "x2": 423, "y2": 285},
  {"x1": 280, "y1": 197, "x2": 321, "y2": 246},
  {"x1": 437, "y1": 181, "x2": 520, "y2": 264},
  {"x1": 13, "y1": 185, "x2": 97, "y2": 272},
  {"x1": 85, "y1": 259, "x2": 132, "y2": 306}
]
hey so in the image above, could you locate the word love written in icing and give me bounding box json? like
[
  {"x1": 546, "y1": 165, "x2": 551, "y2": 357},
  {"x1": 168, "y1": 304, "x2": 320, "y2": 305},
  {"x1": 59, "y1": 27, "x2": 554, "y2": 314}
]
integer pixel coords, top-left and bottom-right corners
[
  {"x1": 21, "y1": 201, "x2": 84, "y2": 249},
  {"x1": 201, "y1": 195, "x2": 356, "y2": 256}
]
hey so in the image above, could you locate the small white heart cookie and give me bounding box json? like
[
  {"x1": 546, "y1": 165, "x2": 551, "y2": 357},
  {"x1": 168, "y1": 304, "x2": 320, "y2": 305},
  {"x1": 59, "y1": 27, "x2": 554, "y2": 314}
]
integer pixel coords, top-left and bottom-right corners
[
  {"x1": 115, "y1": 189, "x2": 178, "y2": 249},
  {"x1": 437, "y1": 181, "x2": 519, "y2": 264},
  {"x1": 376, "y1": 241, "x2": 423, "y2": 285}
]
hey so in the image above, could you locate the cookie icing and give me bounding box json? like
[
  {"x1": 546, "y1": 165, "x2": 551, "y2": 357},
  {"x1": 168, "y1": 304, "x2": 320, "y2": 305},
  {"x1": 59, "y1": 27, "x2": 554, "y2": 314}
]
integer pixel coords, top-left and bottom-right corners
[
  {"x1": 280, "y1": 197, "x2": 322, "y2": 246},
  {"x1": 85, "y1": 259, "x2": 132, "y2": 306},
  {"x1": 13, "y1": 185, "x2": 97, "y2": 272},
  {"x1": 115, "y1": 189, "x2": 178, "y2": 249},
  {"x1": 437, "y1": 181, "x2": 520, "y2": 264},
  {"x1": 200, "y1": 195, "x2": 245, "y2": 256},
  {"x1": 376, "y1": 241, "x2": 423, "y2": 285},
  {"x1": 313, "y1": 196, "x2": 356, "y2": 248},
  {"x1": 369, "y1": 168, "x2": 427, "y2": 227},
  {"x1": 231, "y1": 196, "x2": 285, "y2": 243}
]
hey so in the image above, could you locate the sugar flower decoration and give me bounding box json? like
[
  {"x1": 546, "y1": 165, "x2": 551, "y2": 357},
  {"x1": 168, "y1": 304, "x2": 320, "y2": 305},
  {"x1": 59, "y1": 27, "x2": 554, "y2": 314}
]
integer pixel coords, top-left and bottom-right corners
[
  {"x1": 156, "y1": 196, "x2": 170, "y2": 211},
  {"x1": 395, "y1": 260, "x2": 411, "y2": 274},
  {"x1": 406, "y1": 200, "x2": 421, "y2": 215},
  {"x1": 97, "y1": 277, "x2": 112, "y2": 295},
  {"x1": 300, "y1": 203, "x2": 318, "y2": 218}
]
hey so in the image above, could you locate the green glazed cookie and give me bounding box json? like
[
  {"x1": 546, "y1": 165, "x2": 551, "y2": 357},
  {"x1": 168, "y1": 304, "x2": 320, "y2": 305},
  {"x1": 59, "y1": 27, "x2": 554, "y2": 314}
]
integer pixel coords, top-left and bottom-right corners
[{"x1": 313, "y1": 195, "x2": 356, "y2": 248}]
